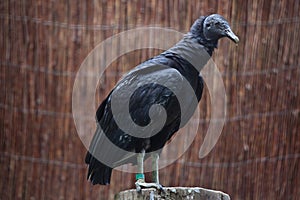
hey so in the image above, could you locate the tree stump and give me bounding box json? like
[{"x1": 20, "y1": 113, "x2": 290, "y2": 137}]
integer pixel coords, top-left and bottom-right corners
[{"x1": 115, "y1": 187, "x2": 230, "y2": 200}]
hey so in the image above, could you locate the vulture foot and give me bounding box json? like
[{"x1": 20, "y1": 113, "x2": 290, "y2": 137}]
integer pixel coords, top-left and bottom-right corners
[{"x1": 135, "y1": 180, "x2": 165, "y2": 193}]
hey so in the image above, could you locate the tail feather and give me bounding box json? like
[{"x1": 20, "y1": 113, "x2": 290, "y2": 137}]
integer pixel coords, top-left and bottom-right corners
[{"x1": 85, "y1": 151, "x2": 112, "y2": 185}]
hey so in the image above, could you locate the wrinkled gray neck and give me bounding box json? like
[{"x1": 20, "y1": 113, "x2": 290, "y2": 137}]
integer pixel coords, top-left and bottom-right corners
[{"x1": 166, "y1": 33, "x2": 211, "y2": 72}]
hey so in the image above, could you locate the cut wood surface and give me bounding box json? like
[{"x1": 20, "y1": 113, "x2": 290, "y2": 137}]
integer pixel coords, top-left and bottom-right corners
[{"x1": 115, "y1": 187, "x2": 230, "y2": 200}]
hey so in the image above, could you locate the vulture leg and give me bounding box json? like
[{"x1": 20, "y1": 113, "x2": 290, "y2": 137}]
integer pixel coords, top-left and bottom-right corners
[
  {"x1": 151, "y1": 153, "x2": 159, "y2": 184},
  {"x1": 135, "y1": 151, "x2": 164, "y2": 193}
]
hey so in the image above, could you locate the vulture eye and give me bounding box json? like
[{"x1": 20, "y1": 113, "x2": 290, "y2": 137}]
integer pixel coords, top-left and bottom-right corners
[{"x1": 206, "y1": 23, "x2": 211, "y2": 27}]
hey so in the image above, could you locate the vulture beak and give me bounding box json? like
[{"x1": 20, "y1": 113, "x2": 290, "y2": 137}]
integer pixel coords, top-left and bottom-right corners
[{"x1": 225, "y1": 28, "x2": 239, "y2": 44}]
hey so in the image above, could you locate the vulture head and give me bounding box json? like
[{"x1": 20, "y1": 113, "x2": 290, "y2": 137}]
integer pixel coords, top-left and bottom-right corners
[{"x1": 190, "y1": 14, "x2": 239, "y2": 46}]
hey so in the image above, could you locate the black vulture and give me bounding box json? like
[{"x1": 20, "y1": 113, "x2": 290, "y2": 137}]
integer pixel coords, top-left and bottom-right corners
[{"x1": 85, "y1": 14, "x2": 239, "y2": 190}]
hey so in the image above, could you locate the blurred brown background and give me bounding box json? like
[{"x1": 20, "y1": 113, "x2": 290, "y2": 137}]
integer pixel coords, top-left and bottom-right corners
[{"x1": 1, "y1": 0, "x2": 299, "y2": 199}]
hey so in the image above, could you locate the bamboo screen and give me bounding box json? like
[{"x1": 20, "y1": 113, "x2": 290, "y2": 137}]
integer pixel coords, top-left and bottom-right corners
[{"x1": 1, "y1": 0, "x2": 299, "y2": 199}]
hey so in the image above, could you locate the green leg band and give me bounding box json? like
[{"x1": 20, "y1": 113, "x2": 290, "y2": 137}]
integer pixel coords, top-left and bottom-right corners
[{"x1": 136, "y1": 173, "x2": 145, "y2": 180}]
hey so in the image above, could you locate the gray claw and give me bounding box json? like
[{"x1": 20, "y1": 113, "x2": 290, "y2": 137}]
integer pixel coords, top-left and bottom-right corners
[{"x1": 135, "y1": 182, "x2": 142, "y2": 193}]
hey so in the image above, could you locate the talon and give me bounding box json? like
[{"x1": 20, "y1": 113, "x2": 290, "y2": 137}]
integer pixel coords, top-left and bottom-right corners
[
  {"x1": 135, "y1": 179, "x2": 145, "y2": 193},
  {"x1": 135, "y1": 182, "x2": 142, "y2": 193},
  {"x1": 158, "y1": 184, "x2": 165, "y2": 193},
  {"x1": 155, "y1": 184, "x2": 165, "y2": 194}
]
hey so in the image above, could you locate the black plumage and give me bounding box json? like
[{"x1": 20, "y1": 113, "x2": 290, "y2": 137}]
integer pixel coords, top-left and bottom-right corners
[{"x1": 85, "y1": 14, "x2": 239, "y2": 185}]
